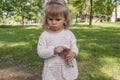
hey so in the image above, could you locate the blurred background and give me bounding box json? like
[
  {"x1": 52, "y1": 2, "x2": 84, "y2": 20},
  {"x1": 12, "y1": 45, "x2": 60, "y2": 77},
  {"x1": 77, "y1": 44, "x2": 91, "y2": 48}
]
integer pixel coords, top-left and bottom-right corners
[{"x1": 0, "y1": 0, "x2": 120, "y2": 26}]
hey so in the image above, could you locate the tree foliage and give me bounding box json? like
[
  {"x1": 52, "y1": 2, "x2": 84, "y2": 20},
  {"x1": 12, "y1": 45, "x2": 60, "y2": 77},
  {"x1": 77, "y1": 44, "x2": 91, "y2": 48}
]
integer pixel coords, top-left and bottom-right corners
[
  {"x1": 0, "y1": 0, "x2": 119, "y2": 24},
  {"x1": 71, "y1": 0, "x2": 119, "y2": 24},
  {"x1": 0, "y1": 0, "x2": 44, "y2": 24},
  {"x1": 93, "y1": 0, "x2": 114, "y2": 22}
]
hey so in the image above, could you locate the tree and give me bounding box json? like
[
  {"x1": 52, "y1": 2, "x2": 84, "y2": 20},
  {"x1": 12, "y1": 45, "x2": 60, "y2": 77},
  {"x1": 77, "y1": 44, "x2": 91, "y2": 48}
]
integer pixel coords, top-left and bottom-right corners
[
  {"x1": 0, "y1": 0, "x2": 15, "y2": 24},
  {"x1": 0, "y1": 0, "x2": 44, "y2": 24},
  {"x1": 93, "y1": 0, "x2": 114, "y2": 22},
  {"x1": 114, "y1": 0, "x2": 117, "y2": 22},
  {"x1": 89, "y1": 0, "x2": 93, "y2": 26}
]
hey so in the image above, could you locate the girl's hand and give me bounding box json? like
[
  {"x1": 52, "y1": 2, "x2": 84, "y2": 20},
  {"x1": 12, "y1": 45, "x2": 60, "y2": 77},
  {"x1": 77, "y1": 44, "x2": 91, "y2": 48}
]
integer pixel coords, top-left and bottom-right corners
[
  {"x1": 54, "y1": 46, "x2": 65, "y2": 54},
  {"x1": 65, "y1": 52, "x2": 76, "y2": 62}
]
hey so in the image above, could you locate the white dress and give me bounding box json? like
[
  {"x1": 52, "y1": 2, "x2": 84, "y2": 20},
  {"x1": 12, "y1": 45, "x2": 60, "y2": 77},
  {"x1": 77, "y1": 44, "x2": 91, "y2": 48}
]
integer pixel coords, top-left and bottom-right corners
[{"x1": 37, "y1": 29, "x2": 79, "y2": 80}]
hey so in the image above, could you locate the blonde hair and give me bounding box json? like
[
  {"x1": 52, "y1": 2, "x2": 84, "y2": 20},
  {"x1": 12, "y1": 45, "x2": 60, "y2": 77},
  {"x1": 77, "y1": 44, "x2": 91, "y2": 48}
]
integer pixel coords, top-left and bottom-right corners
[{"x1": 42, "y1": 0, "x2": 72, "y2": 30}]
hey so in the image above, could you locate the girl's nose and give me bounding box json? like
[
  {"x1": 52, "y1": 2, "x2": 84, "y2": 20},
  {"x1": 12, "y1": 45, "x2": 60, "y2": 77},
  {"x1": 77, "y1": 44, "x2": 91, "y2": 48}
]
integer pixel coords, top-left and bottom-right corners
[{"x1": 52, "y1": 20, "x2": 56, "y2": 25}]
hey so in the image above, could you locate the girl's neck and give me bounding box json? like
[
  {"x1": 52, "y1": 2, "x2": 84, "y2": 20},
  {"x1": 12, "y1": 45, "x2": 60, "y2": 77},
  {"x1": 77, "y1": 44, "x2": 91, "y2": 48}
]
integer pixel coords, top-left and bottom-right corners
[{"x1": 47, "y1": 28, "x2": 64, "y2": 34}]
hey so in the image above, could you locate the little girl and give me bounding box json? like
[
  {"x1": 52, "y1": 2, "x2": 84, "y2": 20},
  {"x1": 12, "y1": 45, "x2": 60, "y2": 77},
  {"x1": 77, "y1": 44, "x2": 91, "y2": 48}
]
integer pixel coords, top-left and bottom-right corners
[{"x1": 37, "y1": 0, "x2": 79, "y2": 80}]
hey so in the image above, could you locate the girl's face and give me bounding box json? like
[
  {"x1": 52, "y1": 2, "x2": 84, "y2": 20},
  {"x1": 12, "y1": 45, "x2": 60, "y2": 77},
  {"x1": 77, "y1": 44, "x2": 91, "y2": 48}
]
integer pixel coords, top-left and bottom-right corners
[{"x1": 47, "y1": 15, "x2": 65, "y2": 31}]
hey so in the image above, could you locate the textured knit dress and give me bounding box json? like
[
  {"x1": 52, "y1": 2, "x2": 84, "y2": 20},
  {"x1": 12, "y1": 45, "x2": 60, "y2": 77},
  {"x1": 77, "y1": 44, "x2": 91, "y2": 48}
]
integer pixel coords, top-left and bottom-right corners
[{"x1": 37, "y1": 29, "x2": 79, "y2": 80}]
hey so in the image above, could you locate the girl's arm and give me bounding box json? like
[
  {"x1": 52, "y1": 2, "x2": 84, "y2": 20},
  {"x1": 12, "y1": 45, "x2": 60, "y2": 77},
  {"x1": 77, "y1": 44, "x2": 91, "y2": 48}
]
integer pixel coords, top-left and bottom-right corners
[
  {"x1": 65, "y1": 31, "x2": 78, "y2": 62},
  {"x1": 70, "y1": 31, "x2": 78, "y2": 56},
  {"x1": 37, "y1": 34, "x2": 55, "y2": 59}
]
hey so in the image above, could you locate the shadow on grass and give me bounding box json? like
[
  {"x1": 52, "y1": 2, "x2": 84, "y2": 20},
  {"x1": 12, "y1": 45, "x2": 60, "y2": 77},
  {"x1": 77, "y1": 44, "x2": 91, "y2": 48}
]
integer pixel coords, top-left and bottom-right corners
[{"x1": 0, "y1": 42, "x2": 43, "y2": 80}]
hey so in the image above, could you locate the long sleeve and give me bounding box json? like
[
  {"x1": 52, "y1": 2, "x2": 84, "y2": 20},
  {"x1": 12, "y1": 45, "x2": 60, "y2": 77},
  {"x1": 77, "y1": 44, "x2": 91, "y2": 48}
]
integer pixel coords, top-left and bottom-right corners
[
  {"x1": 37, "y1": 34, "x2": 55, "y2": 59},
  {"x1": 70, "y1": 32, "x2": 78, "y2": 55}
]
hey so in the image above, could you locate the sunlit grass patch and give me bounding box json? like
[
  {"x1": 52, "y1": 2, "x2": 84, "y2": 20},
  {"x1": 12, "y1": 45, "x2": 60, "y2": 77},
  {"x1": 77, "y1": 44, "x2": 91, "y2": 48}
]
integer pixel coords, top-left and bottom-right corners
[{"x1": 101, "y1": 57, "x2": 120, "y2": 80}]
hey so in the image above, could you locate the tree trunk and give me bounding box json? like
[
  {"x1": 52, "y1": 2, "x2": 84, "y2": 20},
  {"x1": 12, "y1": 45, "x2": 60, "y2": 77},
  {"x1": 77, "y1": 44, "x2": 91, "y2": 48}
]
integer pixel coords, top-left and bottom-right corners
[
  {"x1": 2, "y1": 16, "x2": 5, "y2": 27},
  {"x1": 89, "y1": 0, "x2": 93, "y2": 26},
  {"x1": 75, "y1": 15, "x2": 78, "y2": 23},
  {"x1": 115, "y1": 0, "x2": 117, "y2": 22}
]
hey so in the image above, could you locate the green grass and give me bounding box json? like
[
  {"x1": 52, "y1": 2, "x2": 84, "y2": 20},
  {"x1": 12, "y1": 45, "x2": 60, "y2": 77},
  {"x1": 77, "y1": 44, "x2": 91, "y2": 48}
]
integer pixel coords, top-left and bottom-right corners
[{"x1": 0, "y1": 23, "x2": 120, "y2": 80}]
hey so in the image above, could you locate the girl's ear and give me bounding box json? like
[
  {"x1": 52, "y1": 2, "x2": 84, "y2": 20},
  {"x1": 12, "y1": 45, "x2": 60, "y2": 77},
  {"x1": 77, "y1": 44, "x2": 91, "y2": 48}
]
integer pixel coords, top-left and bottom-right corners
[{"x1": 64, "y1": 21, "x2": 66, "y2": 26}]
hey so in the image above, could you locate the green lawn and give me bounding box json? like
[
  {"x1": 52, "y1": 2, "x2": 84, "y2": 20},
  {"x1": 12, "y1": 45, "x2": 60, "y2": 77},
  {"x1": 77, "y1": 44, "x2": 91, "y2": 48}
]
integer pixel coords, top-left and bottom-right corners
[{"x1": 0, "y1": 23, "x2": 120, "y2": 80}]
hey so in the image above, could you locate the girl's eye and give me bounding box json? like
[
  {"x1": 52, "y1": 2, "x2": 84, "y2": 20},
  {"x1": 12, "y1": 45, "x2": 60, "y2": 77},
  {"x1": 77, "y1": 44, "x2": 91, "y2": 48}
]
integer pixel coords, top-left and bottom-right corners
[
  {"x1": 48, "y1": 18, "x2": 61, "y2": 21},
  {"x1": 48, "y1": 18, "x2": 53, "y2": 20},
  {"x1": 56, "y1": 19, "x2": 61, "y2": 21}
]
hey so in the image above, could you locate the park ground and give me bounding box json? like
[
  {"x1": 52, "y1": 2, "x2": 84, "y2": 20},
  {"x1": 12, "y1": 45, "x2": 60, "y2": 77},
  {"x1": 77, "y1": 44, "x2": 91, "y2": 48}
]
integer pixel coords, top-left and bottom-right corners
[{"x1": 0, "y1": 22, "x2": 120, "y2": 80}]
